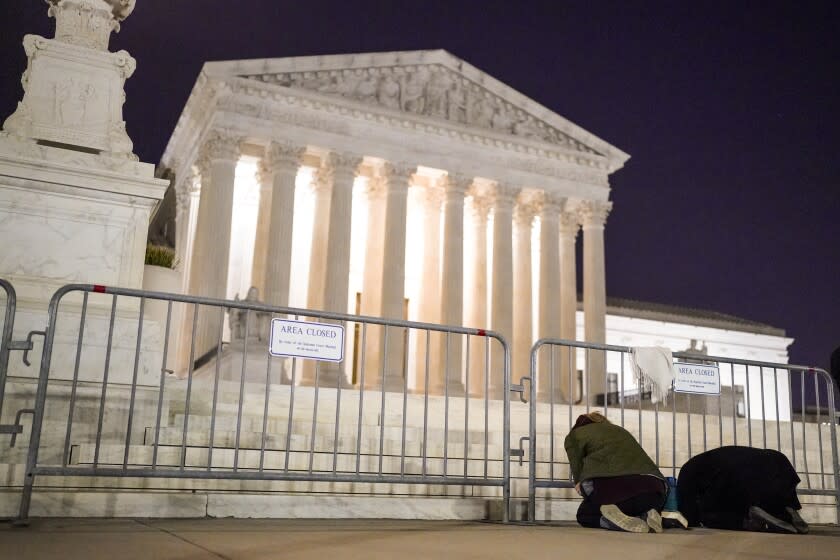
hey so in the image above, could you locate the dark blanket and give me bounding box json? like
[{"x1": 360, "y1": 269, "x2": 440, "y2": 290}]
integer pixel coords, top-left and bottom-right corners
[{"x1": 677, "y1": 446, "x2": 801, "y2": 530}]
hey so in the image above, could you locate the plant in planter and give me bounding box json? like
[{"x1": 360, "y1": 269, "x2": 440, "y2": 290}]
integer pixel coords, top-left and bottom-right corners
[{"x1": 145, "y1": 244, "x2": 177, "y2": 269}]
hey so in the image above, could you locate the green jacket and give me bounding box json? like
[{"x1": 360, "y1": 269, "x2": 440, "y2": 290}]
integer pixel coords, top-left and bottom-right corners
[{"x1": 564, "y1": 422, "x2": 664, "y2": 483}]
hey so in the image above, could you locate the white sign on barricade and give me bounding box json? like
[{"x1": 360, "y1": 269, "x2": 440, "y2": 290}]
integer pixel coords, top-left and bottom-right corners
[
  {"x1": 269, "y1": 318, "x2": 345, "y2": 362},
  {"x1": 673, "y1": 362, "x2": 721, "y2": 395}
]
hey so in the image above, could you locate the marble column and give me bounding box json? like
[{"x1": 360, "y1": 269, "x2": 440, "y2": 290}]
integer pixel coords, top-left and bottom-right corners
[
  {"x1": 467, "y1": 187, "x2": 491, "y2": 396},
  {"x1": 436, "y1": 173, "x2": 470, "y2": 396},
  {"x1": 321, "y1": 152, "x2": 363, "y2": 386},
  {"x1": 250, "y1": 166, "x2": 273, "y2": 297},
  {"x1": 490, "y1": 183, "x2": 516, "y2": 397},
  {"x1": 579, "y1": 199, "x2": 612, "y2": 406},
  {"x1": 415, "y1": 179, "x2": 444, "y2": 393},
  {"x1": 175, "y1": 170, "x2": 200, "y2": 297},
  {"x1": 513, "y1": 191, "x2": 537, "y2": 395},
  {"x1": 187, "y1": 130, "x2": 241, "y2": 364},
  {"x1": 262, "y1": 142, "x2": 304, "y2": 309},
  {"x1": 299, "y1": 162, "x2": 332, "y2": 386},
  {"x1": 173, "y1": 171, "x2": 200, "y2": 375},
  {"x1": 322, "y1": 153, "x2": 363, "y2": 315},
  {"x1": 558, "y1": 206, "x2": 580, "y2": 402},
  {"x1": 379, "y1": 161, "x2": 414, "y2": 390},
  {"x1": 360, "y1": 174, "x2": 387, "y2": 388},
  {"x1": 537, "y1": 193, "x2": 563, "y2": 401},
  {"x1": 260, "y1": 142, "x2": 305, "y2": 385}
]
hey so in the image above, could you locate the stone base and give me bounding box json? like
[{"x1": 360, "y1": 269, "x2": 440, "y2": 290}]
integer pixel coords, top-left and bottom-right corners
[
  {"x1": 2, "y1": 490, "x2": 834, "y2": 523},
  {"x1": 0, "y1": 132, "x2": 167, "y2": 384},
  {"x1": 0, "y1": 490, "x2": 489, "y2": 520}
]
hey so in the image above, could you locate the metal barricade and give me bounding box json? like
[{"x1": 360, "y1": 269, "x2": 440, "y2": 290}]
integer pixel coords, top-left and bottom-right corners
[
  {"x1": 17, "y1": 284, "x2": 513, "y2": 522},
  {"x1": 0, "y1": 279, "x2": 37, "y2": 446},
  {"x1": 0, "y1": 279, "x2": 14, "y2": 420},
  {"x1": 517, "y1": 338, "x2": 840, "y2": 523}
]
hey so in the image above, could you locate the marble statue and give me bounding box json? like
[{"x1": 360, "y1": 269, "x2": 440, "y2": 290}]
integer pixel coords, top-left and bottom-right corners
[
  {"x1": 229, "y1": 286, "x2": 269, "y2": 342},
  {"x1": 46, "y1": 0, "x2": 136, "y2": 50}
]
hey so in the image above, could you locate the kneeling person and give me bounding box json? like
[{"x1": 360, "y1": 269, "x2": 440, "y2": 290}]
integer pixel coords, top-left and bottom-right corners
[
  {"x1": 678, "y1": 446, "x2": 808, "y2": 534},
  {"x1": 565, "y1": 412, "x2": 668, "y2": 533}
]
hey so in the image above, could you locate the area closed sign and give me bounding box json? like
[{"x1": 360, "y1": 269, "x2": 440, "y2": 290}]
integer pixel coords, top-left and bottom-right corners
[
  {"x1": 673, "y1": 362, "x2": 721, "y2": 395},
  {"x1": 269, "y1": 318, "x2": 345, "y2": 362}
]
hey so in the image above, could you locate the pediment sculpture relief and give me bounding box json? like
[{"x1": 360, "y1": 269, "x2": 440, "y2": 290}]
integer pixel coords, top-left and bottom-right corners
[{"x1": 242, "y1": 65, "x2": 600, "y2": 155}]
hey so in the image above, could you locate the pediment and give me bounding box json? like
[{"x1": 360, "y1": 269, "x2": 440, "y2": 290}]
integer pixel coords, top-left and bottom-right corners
[{"x1": 205, "y1": 50, "x2": 626, "y2": 163}]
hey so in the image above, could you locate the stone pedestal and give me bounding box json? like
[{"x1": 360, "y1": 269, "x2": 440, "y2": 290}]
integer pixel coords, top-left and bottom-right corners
[
  {"x1": 0, "y1": 138, "x2": 167, "y2": 385},
  {"x1": 0, "y1": 0, "x2": 168, "y2": 385}
]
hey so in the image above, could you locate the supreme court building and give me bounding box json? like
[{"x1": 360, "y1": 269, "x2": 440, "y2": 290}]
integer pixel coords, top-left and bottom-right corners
[{"x1": 159, "y1": 50, "x2": 791, "y2": 404}]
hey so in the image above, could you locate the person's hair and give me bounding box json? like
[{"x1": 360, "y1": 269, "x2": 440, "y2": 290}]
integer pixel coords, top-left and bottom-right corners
[{"x1": 571, "y1": 411, "x2": 611, "y2": 430}]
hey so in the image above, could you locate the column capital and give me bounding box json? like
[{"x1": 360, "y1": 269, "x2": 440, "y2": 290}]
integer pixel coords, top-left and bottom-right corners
[
  {"x1": 426, "y1": 182, "x2": 446, "y2": 207},
  {"x1": 559, "y1": 210, "x2": 580, "y2": 236},
  {"x1": 577, "y1": 200, "x2": 613, "y2": 229},
  {"x1": 443, "y1": 172, "x2": 474, "y2": 195},
  {"x1": 468, "y1": 184, "x2": 494, "y2": 220},
  {"x1": 515, "y1": 190, "x2": 542, "y2": 225},
  {"x1": 263, "y1": 141, "x2": 306, "y2": 175},
  {"x1": 175, "y1": 183, "x2": 192, "y2": 219},
  {"x1": 193, "y1": 155, "x2": 211, "y2": 178},
  {"x1": 491, "y1": 182, "x2": 518, "y2": 210},
  {"x1": 200, "y1": 129, "x2": 242, "y2": 163},
  {"x1": 325, "y1": 151, "x2": 364, "y2": 183},
  {"x1": 365, "y1": 174, "x2": 388, "y2": 199},
  {"x1": 540, "y1": 192, "x2": 566, "y2": 217},
  {"x1": 380, "y1": 160, "x2": 417, "y2": 183},
  {"x1": 254, "y1": 165, "x2": 273, "y2": 189},
  {"x1": 311, "y1": 165, "x2": 332, "y2": 195}
]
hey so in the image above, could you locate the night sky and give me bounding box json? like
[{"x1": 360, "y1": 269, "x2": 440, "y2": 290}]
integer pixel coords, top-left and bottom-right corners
[{"x1": 1, "y1": 1, "x2": 837, "y2": 369}]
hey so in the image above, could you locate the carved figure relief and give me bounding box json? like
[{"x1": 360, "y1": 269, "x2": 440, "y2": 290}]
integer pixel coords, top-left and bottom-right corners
[
  {"x1": 400, "y1": 69, "x2": 427, "y2": 114},
  {"x1": 244, "y1": 64, "x2": 600, "y2": 154},
  {"x1": 376, "y1": 74, "x2": 400, "y2": 110}
]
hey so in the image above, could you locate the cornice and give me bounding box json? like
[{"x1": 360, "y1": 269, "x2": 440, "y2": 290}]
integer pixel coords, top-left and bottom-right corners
[
  {"x1": 224, "y1": 77, "x2": 611, "y2": 169},
  {"x1": 164, "y1": 74, "x2": 612, "y2": 191},
  {"x1": 202, "y1": 49, "x2": 631, "y2": 169}
]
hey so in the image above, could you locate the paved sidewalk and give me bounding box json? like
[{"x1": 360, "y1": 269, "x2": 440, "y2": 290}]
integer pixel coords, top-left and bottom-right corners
[{"x1": 2, "y1": 518, "x2": 840, "y2": 560}]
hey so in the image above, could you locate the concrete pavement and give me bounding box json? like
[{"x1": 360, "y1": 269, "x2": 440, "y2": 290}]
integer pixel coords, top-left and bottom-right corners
[{"x1": 2, "y1": 518, "x2": 840, "y2": 560}]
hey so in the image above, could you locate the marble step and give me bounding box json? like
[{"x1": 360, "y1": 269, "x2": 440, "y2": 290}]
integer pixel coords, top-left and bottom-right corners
[
  {"x1": 67, "y1": 443, "x2": 511, "y2": 477},
  {"x1": 155, "y1": 419, "x2": 506, "y2": 447},
  {"x1": 141, "y1": 428, "x2": 505, "y2": 459},
  {"x1": 164, "y1": 399, "x2": 514, "y2": 431},
  {"x1": 0, "y1": 490, "x2": 499, "y2": 520}
]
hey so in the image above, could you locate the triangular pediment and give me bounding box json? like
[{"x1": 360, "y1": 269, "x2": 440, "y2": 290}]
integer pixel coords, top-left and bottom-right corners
[{"x1": 204, "y1": 50, "x2": 628, "y2": 164}]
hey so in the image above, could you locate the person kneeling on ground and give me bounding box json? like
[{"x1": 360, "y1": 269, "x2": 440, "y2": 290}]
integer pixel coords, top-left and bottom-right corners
[
  {"x1": 677, "y1": 446, "x2": 809, "y2": 534},
  {"x1": 565, "y1": 412, "x2": 668, "y2": 533}
]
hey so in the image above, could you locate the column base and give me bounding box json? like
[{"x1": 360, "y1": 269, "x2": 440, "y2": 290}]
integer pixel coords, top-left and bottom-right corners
[
  {"x1": 536, "y1": 389, "x2": 572, "y2": 405},
  {"x1": 318, "y1": 362, "x2": 352, "y2": 389},
  {"x1": 362, "y1": 370, "x2": 407, "y2": 393},
  {"x1": 299, "y1": 361, "x2": 352, "y2": 389},
  {"x1": 430, "y1": 379, "x2": 465, "y2": 398}
]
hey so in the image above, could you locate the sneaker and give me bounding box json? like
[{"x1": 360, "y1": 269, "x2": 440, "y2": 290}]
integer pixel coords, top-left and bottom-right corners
[
  {"x1": 645, "y1": 509, "x2": 663, "y2": 533},
  {"x1": 661, "y1": 510, "x2": 689, "y2": 529},
  {"x1": 599, "y1": 504, "x2": 650, "y2": 533},
  {"x1": 785, "y1": 507, "x2": 809, "y2": 534},
  {"x1": 745, "y1": 506, "x2": 798, "y2": 534}
]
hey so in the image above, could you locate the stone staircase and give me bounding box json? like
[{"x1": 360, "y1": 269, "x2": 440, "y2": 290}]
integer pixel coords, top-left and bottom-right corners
[{"x1": 0, "y1": 374, "x2": 837, "y2": 522}]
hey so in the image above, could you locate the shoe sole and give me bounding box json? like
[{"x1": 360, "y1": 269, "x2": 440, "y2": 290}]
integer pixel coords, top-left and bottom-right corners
[
  {"x1": 749, "y1": 506, "x2": 798, "y2": 534},
  {"x1": 600, "y1": 504, "x2": 650, "y2": 533},
  {"x1": 661, "y1": 511, "x2": 689, "y2": 529},
  {"x1": 785, "y1": 507, "x2": 810, "y2": 534},
  {"x1": 646, "y1": 509, "x2": 663, "y2": 533}
]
